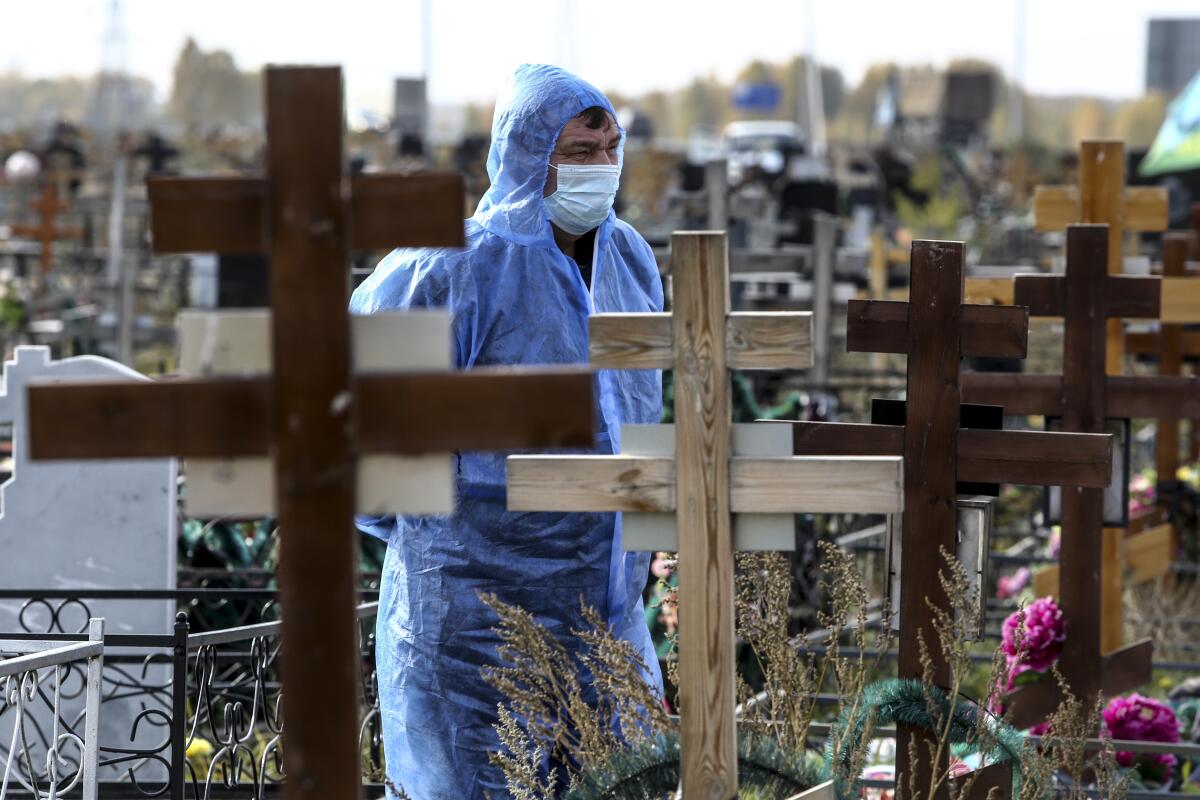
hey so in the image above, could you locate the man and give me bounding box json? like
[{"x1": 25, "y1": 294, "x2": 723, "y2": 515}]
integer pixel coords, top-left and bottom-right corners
[{"x1": 350, "y1": 64, "x2": 664, "y2": 797}]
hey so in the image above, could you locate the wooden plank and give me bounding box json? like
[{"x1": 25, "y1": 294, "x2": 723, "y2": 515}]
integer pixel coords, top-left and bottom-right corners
[
  {"x1": 1107, "y1": 375, "x2": 1200, "y2": 418},
  {"x1": 1124, "y1": 187, "x2": 1169, "y2": 233},
  {"x1": 897, "y1": 240, "x2": 962, "y2": 800},
  {"x1": 1101, "y1": 527, "x2": 1123, "y2": 653},
  {"x1": 1160, "y1": 275, "x2": 1200, "y2": 323},
  {"x1": 1005, "y1": 640, "x2": 1154, "y2": 730},
  {"x1": 506, "y1": 455, "x2": 903, "y2": 514},
  {"x1": 1032, "y1": 186, "x2": 1077, "y2": 231},
  {"x1": 590, "y1": 313, "x2": 670, "y2": 369},
  {"x1": 731, "y1": 457, "x2": 902, "y2": 513},
  {"x1": 357, "y1": 369, "x2": 594, "y2": 452},
  {"x1": 725, "y1": 312, "x2": 812, "y2": 369},
  {"x1": 147, "y1": 176, "x2": 265, "y2": 253},
  {"x1": 1127, "y1": 523, "x2": 1173, "y2": 584},
  {"x1": 263, "y1": 67, "x2": 359, "y2": 800},
  {"x1": 671, "y1": 231, "x2": 737, "y2": 795},
  {"x1": 956, "y1": 429, "x2": 1111, "y2": 489},
  {"x1": 1015, "y1": 274, "x2": 1160, "y2": 319},
  {"x1": 506, "y1": 455, "x2": 674, "y2": 512},
  {"x1": 846, "y1": 299, "x2": 1027, "y2": 359},
  {"x1": 28, "y1": 378, "x2": 271, "y2": 459},
  {"x1": 793, "y1": 422, "x2": 1110, "y2": 488},
  {"x1": 1102, "y1": 638, "x2": 1154, "y2": 694},
  {"x1": 590, "y1": 312, "x2": 813, "y2": 370},
  {"x1": 964, "y1": 277, "x2": 1015, "y2": 306},
  {"x1": 348, "y1": 172, "x2": 465, "y2": 250},
  {"x1": 960, "y1": 372, "x2": 1064, "y2": 415},
  {"x1": 793, "y1": 421, "x2": 904, "y2": 456},
  {"x1": 1058, "y1": 224, "x2": 1110, "y2": 708}
]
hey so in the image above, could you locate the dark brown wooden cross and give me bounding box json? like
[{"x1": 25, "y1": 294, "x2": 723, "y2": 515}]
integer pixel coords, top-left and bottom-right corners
[
  {"x1": 11, "y1": 178, "x2": 83, "y2": 276},
  {"x1": 963, "y1": 225, "x2": 1200, "y2": 728},
  {"x1": 792, "y1": 240, "x2": 1114, "y2": 797},
  {"x1": 1124, "y1": 234, "x2": 1200, "y2": 506},
  {"x1": 23, "y1": 66, "x2": 595, "y2": 800}
]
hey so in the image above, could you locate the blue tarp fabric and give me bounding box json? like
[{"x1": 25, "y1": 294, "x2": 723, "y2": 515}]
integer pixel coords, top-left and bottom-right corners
[{"x1": 349, "y1": 63, "x2": 665, "y2": 798}]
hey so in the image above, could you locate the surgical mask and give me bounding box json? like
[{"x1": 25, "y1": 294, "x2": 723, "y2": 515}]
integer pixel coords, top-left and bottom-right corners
[{"x1": 544, "y1": 163, "x2": 620, "y2": 235}]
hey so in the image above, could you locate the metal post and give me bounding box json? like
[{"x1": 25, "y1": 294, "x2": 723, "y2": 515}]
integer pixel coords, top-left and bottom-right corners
[
  {"x1": 107, "y1": 155, "x2": 133, "y2": 365},
  {"x1": 811, "y1": 213, "x2": 836, "y2": 386},
  {"x1": 705, "y1": 159, "x2": 728, "y2": 232},
  {"x1": 82, "y1": 618, "x2": 105, "y2": 800},
  {"x1": 170, "y1": 612, "x2": 189, "y2": 800}
]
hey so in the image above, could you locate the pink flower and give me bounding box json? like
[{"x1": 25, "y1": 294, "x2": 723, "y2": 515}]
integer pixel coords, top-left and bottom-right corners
[
  {"x1": 996, "y1": 567, "x2": 1031, "y2": 600},
  {"x1": 1103, "y1": 694, "x2": 1180, "y2": 783},
  {"x1": 1001, "y1": 597, "x2": 1066, "y2": 676}
]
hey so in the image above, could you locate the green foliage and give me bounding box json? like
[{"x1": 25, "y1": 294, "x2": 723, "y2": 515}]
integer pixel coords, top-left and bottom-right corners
[
  {"x1": 660, "y1": 371, "x2": 804, "y2": 424},
  {"x1": 564, "y1": 729, "x2": 825, "y2": 800}
]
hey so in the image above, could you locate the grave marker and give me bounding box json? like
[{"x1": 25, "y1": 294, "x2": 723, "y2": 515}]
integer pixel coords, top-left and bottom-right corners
[
  {"x1": 509, "y1": 231, "x2": 905, "y2": 798},
  {"x1": 963, "y1": 225, "x2": 1200, "y2": 727},
  {"x1": 792, "y1": 241, "x2": 1113, "y2": 793},
  {"x1": 24, "y1": 66, "x2": 595, "y2": 800},
  {"x1": 10, "y1": 179, "x2": 83, "y2": 277}
]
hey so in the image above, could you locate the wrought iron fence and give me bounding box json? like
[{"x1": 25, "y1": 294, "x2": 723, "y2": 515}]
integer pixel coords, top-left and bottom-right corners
[
  {"x1": 0, "y1": 619, "x2": 105, "y2": 800},
  {"x1": 0, "y1": 590, "x2": 381, "y2": 800}
]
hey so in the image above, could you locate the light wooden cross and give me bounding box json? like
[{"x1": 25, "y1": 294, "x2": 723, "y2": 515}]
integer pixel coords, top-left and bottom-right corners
[
  {"x1": 23, "y1": 66, "x2": 596, "y2": 800},
  {"x1": 1033, "y1": 139, "x2": 1168, "y2": 373},
  {"x1": 792, "y1": 240, "x2": 1113, "y2": 795},
  {"x1": 11, "y1": 178, "x2": 83, "y2": 276},
  {"x1": 508, "y1": 231, "x2": 905, "y2": 799},
  {"x1": 963, "y1": 225, "x2": 1200, "y2": 728}
]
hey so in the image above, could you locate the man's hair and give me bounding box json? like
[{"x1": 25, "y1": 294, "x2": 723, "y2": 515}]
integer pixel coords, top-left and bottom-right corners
[{"x1": 576, "y1": 106, "x2": 610, "y2": 130}]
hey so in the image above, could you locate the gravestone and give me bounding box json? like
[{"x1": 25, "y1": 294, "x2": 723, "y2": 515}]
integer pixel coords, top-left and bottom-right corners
[{"x1": 0, "y1": 345, "x2": 175, "y2": 781}]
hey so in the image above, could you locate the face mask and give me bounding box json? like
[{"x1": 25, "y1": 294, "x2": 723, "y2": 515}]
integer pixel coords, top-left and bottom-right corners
[{"x1": 544, "y1": 163, "x2": 620, "y2": 236}]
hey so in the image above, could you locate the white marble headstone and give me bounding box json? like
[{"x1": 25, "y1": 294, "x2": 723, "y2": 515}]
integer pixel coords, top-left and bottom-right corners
[{"x1": 0, "y1": 345, "x2": 177, "y2": 780}]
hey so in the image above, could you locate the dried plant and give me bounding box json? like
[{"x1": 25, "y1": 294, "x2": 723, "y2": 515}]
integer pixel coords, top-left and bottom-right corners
[
  {"x1": 479, "y1": 592, "x2": 670, "y2": 795},
  {"x1": 1127, "y1": 574, "x2": 1200, "y2": 662}
]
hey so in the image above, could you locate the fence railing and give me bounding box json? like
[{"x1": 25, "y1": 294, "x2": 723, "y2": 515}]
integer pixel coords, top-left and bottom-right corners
[
  {"x1": 0, "y1": 619, "x2": 105, "y2": 800},
  {"x1": 0, "y1": 590, "x2": 381, "y2": 800}
]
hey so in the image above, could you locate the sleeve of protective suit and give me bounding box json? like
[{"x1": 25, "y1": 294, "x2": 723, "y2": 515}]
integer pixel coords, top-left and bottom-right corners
[{"x1": 349, "y1": 64, "x2": 664, "y2": 800}]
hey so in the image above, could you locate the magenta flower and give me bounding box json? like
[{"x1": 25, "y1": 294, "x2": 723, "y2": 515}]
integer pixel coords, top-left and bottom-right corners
[
  {"x1": 1001, "y1": 597, "x2": 1066, "y2": 678},
  {"x1": 1103, "y1": 694, "x2": 1180, "y2": 783}
]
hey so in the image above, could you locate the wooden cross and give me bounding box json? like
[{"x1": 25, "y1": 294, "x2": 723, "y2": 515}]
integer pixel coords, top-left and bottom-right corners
[
  {"x1": 791, "y1": 240, "x2": 1114, "y2": 793},
  {"x1": 1033, "y1": 139, "x2": 1168, "y2": 373},
  {"x1": 508, "y1": 231, "x2": 905, "y2": 798},
  {"x1": 962, "y1": 225, "x2": 1200, "y2": 727},
  {"x1": 10, "y1": 178, "x2": 83, "y2": 276},
  {"x1": 1031, "y1": 233, "x2": 1200, "y2": 663},
  {"x1": 23, "y1": 66, "x2": 596, "y2": 800}
]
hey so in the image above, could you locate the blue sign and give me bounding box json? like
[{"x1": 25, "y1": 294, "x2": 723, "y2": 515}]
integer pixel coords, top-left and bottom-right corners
[{"x1": 732, "y1": 81, "x2": 783, "y2": 112}]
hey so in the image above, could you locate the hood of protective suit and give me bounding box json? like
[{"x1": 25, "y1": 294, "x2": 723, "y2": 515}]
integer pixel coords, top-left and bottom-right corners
[{"x1": 473, "y1": 63, "x2": 623, "y2": 247}]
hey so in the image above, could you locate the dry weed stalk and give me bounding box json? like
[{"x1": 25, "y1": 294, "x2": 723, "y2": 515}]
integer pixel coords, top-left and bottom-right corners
[
  {"x1": 737, "y1": 542, "x2": 892, "y2": 790},
  {"x1": 479, "y1": 592, "x2": 670, "y2": 795}
]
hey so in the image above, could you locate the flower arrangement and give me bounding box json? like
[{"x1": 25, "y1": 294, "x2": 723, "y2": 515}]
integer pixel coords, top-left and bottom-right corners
[
  {"x1": 1130, "y1": 469, "x2": 1158, "y2": 517},
  {"x1": 1001, "y1": 596, "x2": 1066, "y2": 688},
  {"x1": 1103, "y1": 694, "x2": 1181, "y2": 785},
  {"x1": 996, "y1": 567, "x2": 1031, "y2": 600}
]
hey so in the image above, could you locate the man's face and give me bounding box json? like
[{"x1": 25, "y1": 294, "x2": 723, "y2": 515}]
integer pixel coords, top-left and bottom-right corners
[{"x1": 543, "y1": 112, "x2": 619, "y2": 197}]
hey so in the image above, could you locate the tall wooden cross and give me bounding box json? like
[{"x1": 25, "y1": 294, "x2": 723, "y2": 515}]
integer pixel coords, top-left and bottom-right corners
[
  {"x1": 508, "y1": 231, "x2": 906, "y2": 798},
  {"x1": 11, "y1": 178, "x2": 83, "y2": 276},
  {"x1": 1032, "y1": 233, "x2": 1200, "y2": 658},
  {"x1": 23, "y1": 66, "x2": 596, "y2": 800},
  {"x1": 1032, "y1": 139, "x2": 1168, "y2": 373},
  {"x1": 963, "y1": 225, "x2": 1200, "y2": 727},
  {"x1": 791, "y1": 240, "x2": 1114, "y2": 794}
]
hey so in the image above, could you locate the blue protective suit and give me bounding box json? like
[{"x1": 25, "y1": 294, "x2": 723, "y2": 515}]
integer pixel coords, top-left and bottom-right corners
[{"x1": 349, "y1": 64, "x2": 664, "y2": 799}]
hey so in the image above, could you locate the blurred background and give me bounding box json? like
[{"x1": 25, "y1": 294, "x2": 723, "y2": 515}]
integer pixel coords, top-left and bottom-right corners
[{"x1": 0, "y1": 0, "x2": 1198, "y2": 366}]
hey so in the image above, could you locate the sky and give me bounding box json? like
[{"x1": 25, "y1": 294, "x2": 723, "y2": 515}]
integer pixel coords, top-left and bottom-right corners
[{"x1": 4, "y1": 0, "x2": 1199, "y2": 115}]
